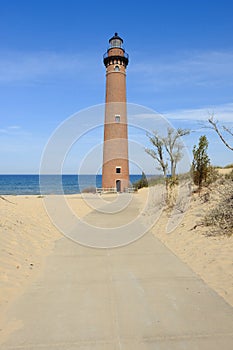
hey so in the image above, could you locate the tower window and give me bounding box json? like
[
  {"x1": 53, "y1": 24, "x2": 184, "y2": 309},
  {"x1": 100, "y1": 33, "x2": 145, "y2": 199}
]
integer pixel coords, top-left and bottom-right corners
[
  {"x1": 114, "y1": 65, "x2": 120, "y2": 72},
  {"x1": 110, "y1": 39, "x2": 121, "y2": 48},
  {"x1": 116, "y1": 167, "x2": 121, "y2": 174},
  {"x1": 115, "y1": 115, "x2": 120, "y2": 123}
]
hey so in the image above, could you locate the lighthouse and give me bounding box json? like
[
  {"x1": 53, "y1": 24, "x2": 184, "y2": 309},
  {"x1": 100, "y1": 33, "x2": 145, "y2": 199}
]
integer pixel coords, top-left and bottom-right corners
[{"x1": 102, "y1": 33, "x2": 129, "y2": 192}]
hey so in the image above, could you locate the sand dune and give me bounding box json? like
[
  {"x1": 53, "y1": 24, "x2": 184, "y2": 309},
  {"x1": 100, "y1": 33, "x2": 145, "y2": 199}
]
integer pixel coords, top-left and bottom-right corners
[
  {"x1": 0, "y1": 194, "x2": 96, "y2": 325},
  {"x1": 150, "y1": 182, "x2": 233, "y2": 307},
  {"x1": 0, "y1": 196, "x2": 59, "y2": 314}
]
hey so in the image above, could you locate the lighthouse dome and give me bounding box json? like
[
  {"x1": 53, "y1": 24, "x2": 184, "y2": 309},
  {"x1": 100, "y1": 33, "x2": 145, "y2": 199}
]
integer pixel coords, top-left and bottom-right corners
[{"x1": 109, "y1": 32, "x2": 123, "y2": 48}]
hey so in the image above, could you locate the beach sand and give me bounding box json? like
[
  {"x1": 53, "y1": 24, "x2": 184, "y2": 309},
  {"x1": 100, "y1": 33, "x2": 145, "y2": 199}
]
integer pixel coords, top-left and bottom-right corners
[
  {"x1": 0, "y1": 196, "x2": 58, "y2": 320},
  {"x1": 0, "y1": 181, "x2": 232, "y2": 335},
  {"x1": 0, "y1": 193, "x2": 97, "y2": 332}
]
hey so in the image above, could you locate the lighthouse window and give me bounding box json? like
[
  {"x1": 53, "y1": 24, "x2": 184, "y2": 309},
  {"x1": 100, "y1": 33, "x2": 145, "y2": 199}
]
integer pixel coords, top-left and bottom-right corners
[
  {"x1": 114, "y1": 65, "x2": 120, "y2": 72},
  {"x1": 116, "y1": 167, "x2": 121, "y2": 174},
  {"x1": 115, "y1": 115, "x2": 120, "y2": 123},
  {"x1": 111, "y1": 39, "x2": 121, "y2": 48}
]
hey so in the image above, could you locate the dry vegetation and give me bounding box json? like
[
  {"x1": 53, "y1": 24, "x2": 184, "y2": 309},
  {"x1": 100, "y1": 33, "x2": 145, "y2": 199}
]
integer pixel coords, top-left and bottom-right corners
[
  {"x1": 152, "y1": 167, "x2": 233, "y2": 306},
  {"x1": 203, "y1": 170, "x2": 233, "y2": 236},
  {"x1": 165, "y1": 168, "x2": 233, "y2": 237}
]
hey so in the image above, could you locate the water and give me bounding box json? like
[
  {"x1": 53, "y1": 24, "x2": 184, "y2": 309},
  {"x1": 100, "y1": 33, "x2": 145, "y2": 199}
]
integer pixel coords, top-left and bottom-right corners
[{"x1": 0, "y1": 174, "x2": 143, "y2": 195}]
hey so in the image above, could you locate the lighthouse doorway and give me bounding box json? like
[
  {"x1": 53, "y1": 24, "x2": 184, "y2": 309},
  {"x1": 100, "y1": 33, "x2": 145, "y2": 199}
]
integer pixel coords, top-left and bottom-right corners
[{"x1": 116, "y1": 180, "x2": 121, "y2": 192}]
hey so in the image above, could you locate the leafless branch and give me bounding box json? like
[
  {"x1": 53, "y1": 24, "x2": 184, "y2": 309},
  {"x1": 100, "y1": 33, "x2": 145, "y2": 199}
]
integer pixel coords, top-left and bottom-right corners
[{"x1": 208, "y1": 115, "x2": 233, "y2": 151}]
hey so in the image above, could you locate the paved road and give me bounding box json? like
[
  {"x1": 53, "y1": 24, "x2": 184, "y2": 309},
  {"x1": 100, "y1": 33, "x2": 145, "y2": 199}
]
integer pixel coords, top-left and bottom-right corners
[{"x1": 1, "y1": 196, "x2": 233, "y2": 349}]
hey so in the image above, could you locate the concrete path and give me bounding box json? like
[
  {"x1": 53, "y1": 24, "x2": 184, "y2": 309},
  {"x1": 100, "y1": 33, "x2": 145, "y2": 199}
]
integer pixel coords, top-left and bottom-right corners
[{"x1": 1, "y1": 197, "x2": 233, "y2": 349}]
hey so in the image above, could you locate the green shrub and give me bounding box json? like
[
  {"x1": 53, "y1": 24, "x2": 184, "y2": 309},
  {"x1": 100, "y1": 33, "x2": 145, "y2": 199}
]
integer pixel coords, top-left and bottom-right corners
[
  {"x1": 192, "y1": 135, "x2": 210, "y2": 190},
  {"x1": 81, "y1": 186, "x2": 96, "y2": 193},
  {"x1": 133, "y1": 172, "x2": 148, "y2": 190}
]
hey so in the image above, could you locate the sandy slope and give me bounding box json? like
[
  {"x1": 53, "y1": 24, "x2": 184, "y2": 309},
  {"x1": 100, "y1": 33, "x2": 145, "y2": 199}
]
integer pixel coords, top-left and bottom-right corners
[
  {"x1": 146, "y1": 180, "x2": 233, "y2": 307},
  {"x1": 0, "y1": 194, "x2": 97, "y2": 324},
  {"x1": 0, "y1": 196, "x2": 59, "y2": 313}
]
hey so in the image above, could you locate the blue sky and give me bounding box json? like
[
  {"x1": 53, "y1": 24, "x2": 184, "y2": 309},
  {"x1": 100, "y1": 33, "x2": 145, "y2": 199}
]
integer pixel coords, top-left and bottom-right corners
[{"x1": 0, "y1": 0, "x2": 233, "y2": 174}]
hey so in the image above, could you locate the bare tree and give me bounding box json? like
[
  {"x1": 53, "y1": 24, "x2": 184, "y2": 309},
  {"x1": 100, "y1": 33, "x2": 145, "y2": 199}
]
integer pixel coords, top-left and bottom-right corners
[
  {"x1": 146, "y1": 128, "x2": 190, "y2": 178},
  {"x1": 208, "y1": 115, "x2": 233, "y2": 151},
  {"x1": 162, "y1": 128, "x2": 190, "y2": 177},
  {"x1": 146, "y1": 132, "x2": 168, "y2": 177}
]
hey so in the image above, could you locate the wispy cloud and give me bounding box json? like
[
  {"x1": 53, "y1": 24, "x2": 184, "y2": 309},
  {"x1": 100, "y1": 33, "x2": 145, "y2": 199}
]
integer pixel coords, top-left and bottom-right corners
[
  {"x1": 128, "y1": 103, "x2": 233, "y2": 151},
  {"x1": 0, "y1": 51, "x2": 87, "y2": 83},
  {"x1": 0, "y1": 125, "x2": 30, "y2": 136},
  {"x1": 128, "y1": 102, "x2": 233, "y2": 125},
  {"x1": 8, "y1": 125, "x2": 21, "y2": 129},
  {"x1": 131, "y1": 50, "x2": 233, "y2": 90},
  {"x1": 164, "y1": 102, "x2": 233, "y2": 122},
  {"x1": 2, "y1": 49, "x2": 232, "y2": 93}
]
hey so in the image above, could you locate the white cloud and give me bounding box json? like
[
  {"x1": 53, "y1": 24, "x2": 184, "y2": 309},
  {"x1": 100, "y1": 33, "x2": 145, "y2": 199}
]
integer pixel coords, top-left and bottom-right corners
[
  {"x1": 127, "y1": 103, "x2": 233, "y2": 127},
  {"x1": 164, "y1": 102, "x2": 233, "y2": 122},
  {"x1": 131, "y1": 50, "x2": 233, "y2": 90},
  {"x1": 0, "y1": 125, "x2": 30, "y2": 136},
  {"x1": 8, "y1": 125, "x2": 21, "y2": 129},
  {"x1": 0, "y1": 51, "x2": 86, "y2": 83}
]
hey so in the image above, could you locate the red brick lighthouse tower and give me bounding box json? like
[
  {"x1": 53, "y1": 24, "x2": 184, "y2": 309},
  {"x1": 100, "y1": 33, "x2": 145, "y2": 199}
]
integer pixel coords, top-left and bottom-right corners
[{"x1": 102, "y1": 33, "x2": 129, "y2": 192}]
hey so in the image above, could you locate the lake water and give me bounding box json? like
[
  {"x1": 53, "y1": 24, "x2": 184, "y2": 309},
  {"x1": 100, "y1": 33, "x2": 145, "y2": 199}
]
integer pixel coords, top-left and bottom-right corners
[{"x1": 0, "y1": 174, "x2": 143, "y2": 195}]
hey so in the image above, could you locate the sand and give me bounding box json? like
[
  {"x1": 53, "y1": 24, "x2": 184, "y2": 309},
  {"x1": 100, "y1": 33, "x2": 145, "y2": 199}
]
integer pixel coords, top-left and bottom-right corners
[
  {"x1": 0, "y1": 193, "x2": 97, "y2": 329},
  {"x1": 0, "y1": 180, "x2": 232, "y2": 330},
  {"x1": 148, "y1": 174, "x2": 233, "y2": 307},
  {"x1": 0, "y1": 196, "x2": 58, "y2": 315},
  {"x1": 0, "y1": 192, "x2": 120, "y2": 308}
]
